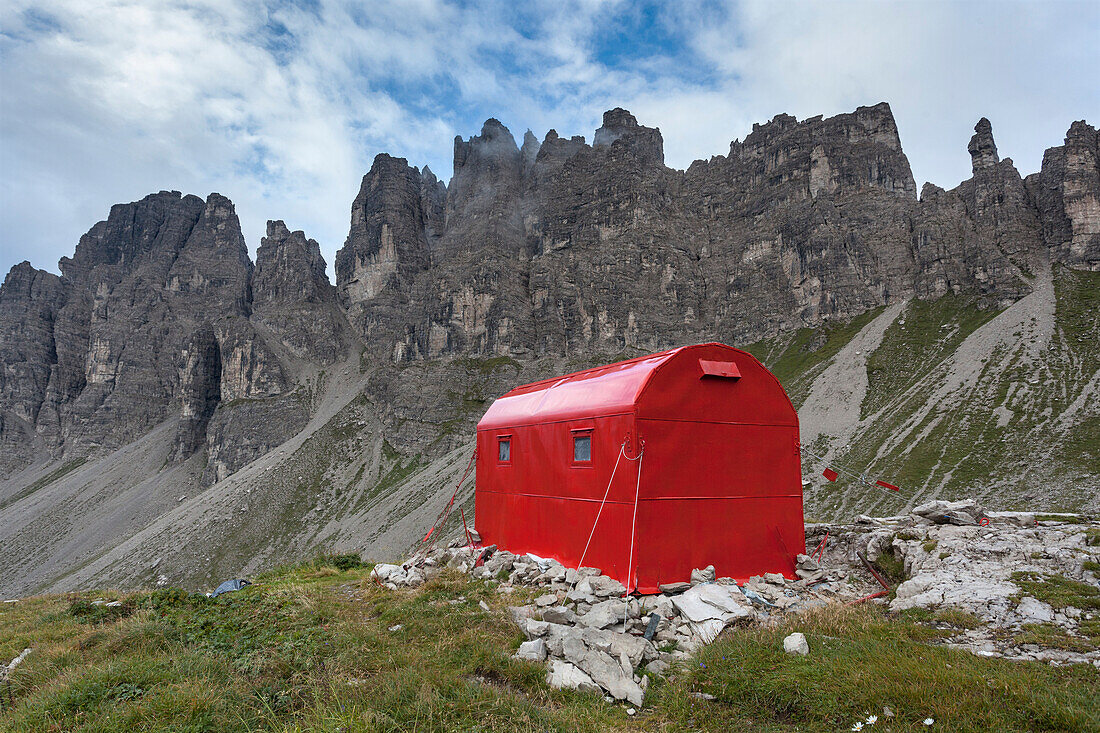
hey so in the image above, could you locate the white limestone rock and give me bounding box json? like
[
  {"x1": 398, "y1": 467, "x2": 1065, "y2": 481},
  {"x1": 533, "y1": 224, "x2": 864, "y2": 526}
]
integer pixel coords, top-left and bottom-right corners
[
  {"x1": 546, "y1": 660, "x2": 600, "y2": 694},
  {"x1": 783, "y1": 632, "x2": 809, "y2": 655},
  {"x1": 514, "y1": 638, "x2": 547, "y2": 661},
  {"x1": 578, "y1": 599, "x2": 628, "y2": 629},
  {"x1": 1016, "y1": 596, "x2": 1055, "y2": 624}
]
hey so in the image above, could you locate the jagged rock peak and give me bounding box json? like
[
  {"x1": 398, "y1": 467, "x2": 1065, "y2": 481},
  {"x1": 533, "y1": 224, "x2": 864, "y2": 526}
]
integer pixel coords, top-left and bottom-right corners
[
  {"x1": 253, "y1": 220, "x2": 342, "y2": 365},
  {"x1": 542, "y1": 129, "x2": 586, "y2": 146},
  {"x1": 3, "y1": 260, "x2": 48, "y2": 288},
  {"x1": 521, "y1": 129, "x2": 541, "y2": 168},
  {"x1": 479, "y1": 117, "x2": 516, "y2": 143},
  {"x1": 1032, "y1": 118, "x2": 1099, "y2": 269},
  {"x1": 369, "y1": 152, "x2": 418, "y2": 178},
  {"x1": 969, "y1": 117, "x2": 1000, "y2": 172},
  {"x1": 453, "y1": 118, "x2": 521, "y2": 171},
  {"x1": 337, "y1": 151, "x2": 435, "y2": 306},
  {"x1": 752, "y1": 112, "x2": 798, "y2": 134},
  {"x1": 593, "y1": 108, "x2": 664, "y2": 166},
  {"x1": 253, "y1": 220, "x2": 331, "y2": 305},
  {"x1": 920, "y1": 182, "x2": 947, "y2": 201},
  {"x1": 593, "y1": 108, "x2": 639, "y2": 144},
  {"x1": 265, "y1": 219, "x2": 294, "y2": 240},
  {"x1": 59, "y1": 190, "x2": 206, "y2": 279},
  {"x1": 1065, "y1": 119, "x2": 1099, "y2": 147}
]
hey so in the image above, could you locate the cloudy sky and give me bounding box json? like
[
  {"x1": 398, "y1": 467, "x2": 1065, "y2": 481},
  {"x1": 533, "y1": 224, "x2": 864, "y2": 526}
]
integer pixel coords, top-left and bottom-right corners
[{"x1": 2, "y1": 0, "x2": 1098, "y2": 278}]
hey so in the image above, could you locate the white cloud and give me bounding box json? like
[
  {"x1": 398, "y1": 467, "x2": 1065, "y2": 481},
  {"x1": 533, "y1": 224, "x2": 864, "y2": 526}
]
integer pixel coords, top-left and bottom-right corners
[
  {"x1": 659, "y1": 0, "x2": 1100, "y2": 187},
  {"x1": 1, "y1": 0, "x2": 1097, "y2": 281}
]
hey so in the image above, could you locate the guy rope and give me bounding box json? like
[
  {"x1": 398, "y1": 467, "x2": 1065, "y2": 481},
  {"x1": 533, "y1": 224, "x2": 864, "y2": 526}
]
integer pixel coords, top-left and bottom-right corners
[
  {"x1": 574, "y1": 437, "x2": 645, "y2": 592},
  {"x1": 799, "y1": 443, "x2": 901, "y2": 494},
  {"x1": 419, "y1": 448, "x2": 477, "y2": 557}
]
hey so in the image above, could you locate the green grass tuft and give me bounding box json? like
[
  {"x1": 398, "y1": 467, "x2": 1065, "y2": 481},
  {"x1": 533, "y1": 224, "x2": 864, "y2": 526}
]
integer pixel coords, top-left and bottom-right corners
[
  {"x1": 67, "y1": 598, "x2": 137, "y2": 626},
  {"x1": 1015, "y1": 623, "x2": 1097, "y2": 653},
  {"x1": 1011, "y1": 572, "x2": 1100, "y2": 610},
  {"x1": 872, "y1": 546, "x2": 907, "y2": 585}
]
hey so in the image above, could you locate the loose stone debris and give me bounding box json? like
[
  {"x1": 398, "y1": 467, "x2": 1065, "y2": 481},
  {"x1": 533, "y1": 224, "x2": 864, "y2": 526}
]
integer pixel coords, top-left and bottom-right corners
[
  {"x1": 815, "y1": 501, "x2": 1100, "y2": 667},
  {"x1": 373, "y1": 541, "x2": 865, "y2": 705},
  {"x1": 367, "y1": 498, "x2": 1100, "y2": 704}
]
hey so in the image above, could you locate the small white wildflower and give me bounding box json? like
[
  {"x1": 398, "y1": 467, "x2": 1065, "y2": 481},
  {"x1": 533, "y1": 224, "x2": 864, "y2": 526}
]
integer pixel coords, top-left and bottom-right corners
[
  {"x1": 851, "y1": 723, "x2": 864, "y2": 731},
  {"x1": 866, "y1": 714, "x2": 878, "y2": 724},
  {"x1": 924, "y1": 718, "x2": 935, "y2": 726}
]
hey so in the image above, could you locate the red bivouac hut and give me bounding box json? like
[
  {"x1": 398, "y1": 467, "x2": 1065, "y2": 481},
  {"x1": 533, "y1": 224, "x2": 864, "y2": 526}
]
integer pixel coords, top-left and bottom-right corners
[{"x1": 474, "y1": 343, "x2": 805, "y2": 594}]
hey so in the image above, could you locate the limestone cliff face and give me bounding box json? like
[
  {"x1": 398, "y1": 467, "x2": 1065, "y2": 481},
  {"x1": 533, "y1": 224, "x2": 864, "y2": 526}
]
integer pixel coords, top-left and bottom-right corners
[
  {"x1": 338, "y1": 120, "x2": 536, "y2": 361},
  {"x1": 1029, "y1": 120, "x2": 1100, "y2": 270},
  {"x1": 337, "y1": 103, "x2": 1085, "y2": 362},
  {"x1": 37, "y1": 191, "x2": 261, "y2": 461},
  {"x1": 336, "y1": 154, "x2": 443, "y2": 358},
  {"x1": 0, "y1": 192, "x2": 337, "y2": 474},
  {"x1": 172, "y1": 325, "x2": 221, "y2": 462},
  {"x1": 0, "y1": 263, "x2": 66, "y2": 470},
  {"x1": 337, "y1": 154, "x2": 435, "y2": 306},
  {"x1": 678, "y1": 103, "x2": 921, "y2": 339},
  {"x1": 253, "y1": 220, "x2": 344, "y2": 365}
]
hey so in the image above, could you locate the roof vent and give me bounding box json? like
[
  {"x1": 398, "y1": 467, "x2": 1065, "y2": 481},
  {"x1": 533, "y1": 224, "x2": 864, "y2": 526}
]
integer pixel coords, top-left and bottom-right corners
[{"x1": 698, "y1": 359, "x2": 741, "y2": 379}]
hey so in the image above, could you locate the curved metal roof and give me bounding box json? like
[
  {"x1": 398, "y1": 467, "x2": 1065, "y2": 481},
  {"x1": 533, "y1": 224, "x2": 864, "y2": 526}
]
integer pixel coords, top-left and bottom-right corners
[{"x1": 478, "y1": 342, "x2": 797, "y2": 430}]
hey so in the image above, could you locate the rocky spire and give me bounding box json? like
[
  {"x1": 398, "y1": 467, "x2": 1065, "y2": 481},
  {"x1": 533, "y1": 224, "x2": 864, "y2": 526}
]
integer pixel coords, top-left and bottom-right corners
[
  {"x1": 252, "y1": 221, "x2": 343, "y2": 364},
  {"x1": 968, "y1": 117, "x2": 1000, "y2": 172},
  {"x1": 593, "y1": 108, "x2": 664, "y2": 167},
  {"x1": 1030, "y1": 119, "x2": 1100, "y2": 269},
  {"x1": 521, "y1": 129, "x2": 541, "y2": 169},
  {"x1": 446, "y1": 118, "x2": 523, "y2": 228},
  {"x1": 453, "y1": 118, "x2": 521, "y2": 170},
  {"x1": 593, "y1": 108, "x2": 640, "y2": 147},
  {"x1": 419, "y1": 166, "x2": 446, "y2": 240},
  {"x1": 336, "y1": 154, "x2": 432, "y2": 306},
  {"x1": 254, "y1": 221, "x2": 331, "y2": 306}
]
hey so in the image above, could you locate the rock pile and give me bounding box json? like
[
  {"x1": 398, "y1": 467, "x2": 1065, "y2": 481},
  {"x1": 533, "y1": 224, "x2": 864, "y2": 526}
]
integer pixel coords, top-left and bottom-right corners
[
  {"x1": 811, "y1": 502, "x2": 1100, "y2": 667},
  {"x1": 375, "y1": 543, "x2": 858, "y2": 704},
  {"x1": 369, "y1": 498, "x2": 1100, "y2": 704}
]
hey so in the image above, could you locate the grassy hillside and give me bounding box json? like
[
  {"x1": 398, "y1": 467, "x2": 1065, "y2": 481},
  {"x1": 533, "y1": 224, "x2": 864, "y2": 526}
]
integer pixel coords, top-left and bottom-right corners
[
  {"x1": 749, "y1": 267, "x2": 1100, "y2": 519},
  {"x1": 744, "y1": 307, "x2": 885, "y2": 409},
  {"x1": 1, "y1": 559, "x2": 1097, "y2": 732}
]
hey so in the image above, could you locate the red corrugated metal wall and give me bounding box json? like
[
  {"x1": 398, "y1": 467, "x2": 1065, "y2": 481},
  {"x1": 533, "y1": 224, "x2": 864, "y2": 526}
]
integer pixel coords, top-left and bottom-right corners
[
  {"x1": 632, "y1": 419, "x2": 803, "y2": 591},
  {"x1": 474, "y1": 343, "x2": 804, "y2": 593},
  {"x1": 475, "y1": 413, "x2": 639, "y2": 580}
]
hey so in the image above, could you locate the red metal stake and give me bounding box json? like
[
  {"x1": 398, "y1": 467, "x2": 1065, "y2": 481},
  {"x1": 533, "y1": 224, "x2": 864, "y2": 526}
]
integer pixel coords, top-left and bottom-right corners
[
  {"x1": 847, "y1": 590, "x2": 889, "y2": 605},
  {"x1": 460, "y1": 507, "x2": 474, "y2": 549},
  {"x1": 811, "y1": 530, "x2": 830, "y2": 562}
]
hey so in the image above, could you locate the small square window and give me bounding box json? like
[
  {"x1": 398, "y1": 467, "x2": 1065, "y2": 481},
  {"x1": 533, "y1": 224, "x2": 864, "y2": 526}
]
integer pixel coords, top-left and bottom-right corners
[
  {"x1": 498, "y1": 437, "x2": 511, "y2": 462},
  {"x1": 573, "y1": 434, "x2": 591, "y2": 462}
]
